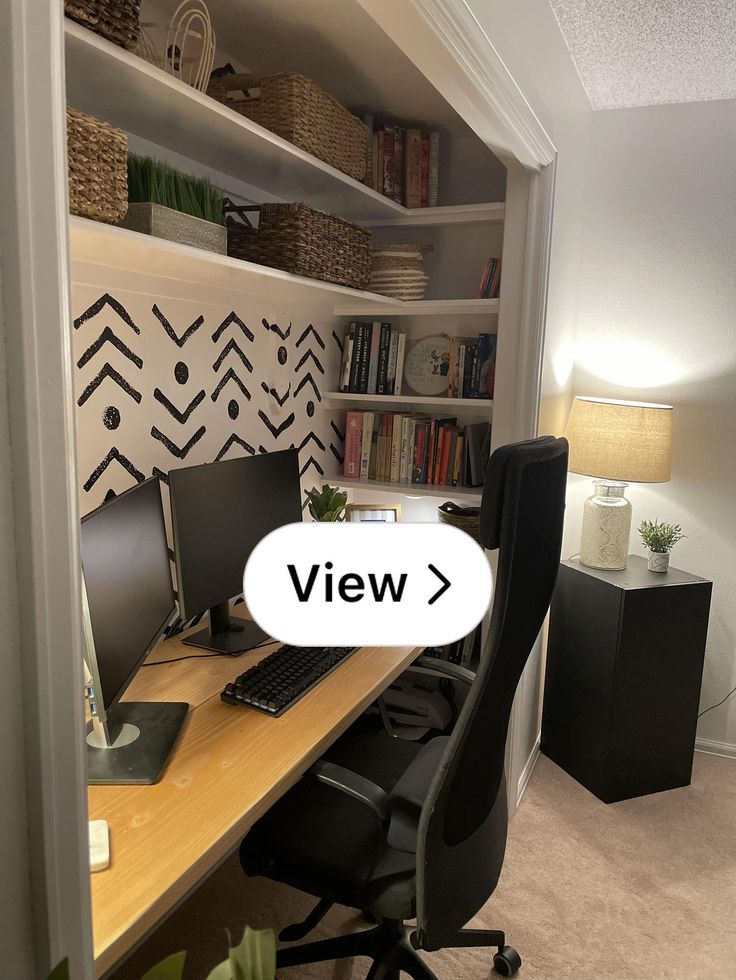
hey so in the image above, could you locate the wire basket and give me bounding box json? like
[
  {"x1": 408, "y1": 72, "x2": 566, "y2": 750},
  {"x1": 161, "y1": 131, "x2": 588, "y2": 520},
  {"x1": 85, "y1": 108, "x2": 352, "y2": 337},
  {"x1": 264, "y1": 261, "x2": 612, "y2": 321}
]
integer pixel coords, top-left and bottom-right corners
[
  {"x1": 65, "y1": 0, "x2": 141, "y2": 49},
  {"x1": 437, "y1": 502, "x2": 481, "y2": 544},
  {"x1": 207, "y1": 71, "x2": 368, "y2": 181},
  {"x1": 225, "y1": 201, "x2": 372, "y2": 290},
  {"x1": 66, "y1": 106, "x2": 128, "y2": 224}
]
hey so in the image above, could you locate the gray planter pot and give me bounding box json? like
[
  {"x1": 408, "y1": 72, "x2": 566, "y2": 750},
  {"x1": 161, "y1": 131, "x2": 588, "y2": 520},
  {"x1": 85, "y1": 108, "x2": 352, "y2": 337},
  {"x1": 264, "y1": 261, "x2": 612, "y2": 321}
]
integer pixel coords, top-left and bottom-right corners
[{"x1": 119, "y1": 202, "x2": 227, "y2": 254}]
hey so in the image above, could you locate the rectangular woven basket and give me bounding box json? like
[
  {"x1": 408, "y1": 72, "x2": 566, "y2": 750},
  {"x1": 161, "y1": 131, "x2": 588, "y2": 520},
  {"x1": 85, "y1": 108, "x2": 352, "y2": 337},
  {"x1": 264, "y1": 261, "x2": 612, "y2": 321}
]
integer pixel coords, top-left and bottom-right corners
[
  {"x1": 225, "y1": 202, "x2": 372, "y2": 290},
  {"x1": 65, "y1": 0, "x2": 141, "y2": 49},
  {"x1": 207, "y1": 72, "x2": 367, "y2": 181},
  {"x1": 67, "y1": 106, "x2": 128, "y2": 225}
]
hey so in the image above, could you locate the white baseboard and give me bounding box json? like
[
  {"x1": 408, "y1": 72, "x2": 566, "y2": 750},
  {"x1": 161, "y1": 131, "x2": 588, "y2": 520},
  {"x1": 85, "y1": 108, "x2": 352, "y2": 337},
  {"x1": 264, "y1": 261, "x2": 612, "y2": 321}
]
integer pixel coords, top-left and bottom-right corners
[
  {"x1": 695, "y1": 737, "x2": 736, "y2": 760},
  {"x1": 516, "y1": 734, "x2": 541, "y2": 806}
]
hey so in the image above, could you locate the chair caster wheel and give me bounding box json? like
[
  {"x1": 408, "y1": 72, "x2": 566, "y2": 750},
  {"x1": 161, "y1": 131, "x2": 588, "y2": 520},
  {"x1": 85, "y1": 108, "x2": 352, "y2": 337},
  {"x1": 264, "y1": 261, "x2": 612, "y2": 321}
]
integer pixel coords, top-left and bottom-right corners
[{"x1": 493, "y1": 945, "x2": 521, "y2": 976}]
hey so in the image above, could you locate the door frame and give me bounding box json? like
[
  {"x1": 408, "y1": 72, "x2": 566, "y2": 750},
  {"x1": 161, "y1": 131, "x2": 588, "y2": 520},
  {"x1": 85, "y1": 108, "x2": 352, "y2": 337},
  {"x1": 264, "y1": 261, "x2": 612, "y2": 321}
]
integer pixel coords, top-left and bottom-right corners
[{"x1": 3, "y1": 0, "x2": 557, "y2": 973}]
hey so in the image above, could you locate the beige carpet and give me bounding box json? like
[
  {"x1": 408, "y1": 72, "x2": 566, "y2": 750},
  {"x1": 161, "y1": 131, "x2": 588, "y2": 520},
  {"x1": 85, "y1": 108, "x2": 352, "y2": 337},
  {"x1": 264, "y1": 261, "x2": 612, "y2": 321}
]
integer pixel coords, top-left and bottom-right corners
[{"x1": 111, "y1": 752, "x2": 736, "y2": 980}]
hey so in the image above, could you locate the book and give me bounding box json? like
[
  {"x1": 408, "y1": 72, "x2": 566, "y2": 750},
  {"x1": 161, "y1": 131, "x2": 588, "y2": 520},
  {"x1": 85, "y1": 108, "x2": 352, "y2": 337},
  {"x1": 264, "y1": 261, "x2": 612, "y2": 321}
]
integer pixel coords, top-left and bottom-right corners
[
  {"x1": 440, "y1": 425, "x2": 455, "y2": 486},
  {"x1": 421, "y1": 137, "x2": 429, "y2": 208},
  {"x1": 428, "y1": 131, "x2": 440, "y2": 207},
  {"x1": 383, "y1": 125, "x2": 394, "y2": 199},
  {"x1": 389, "y1": 415, "x2": 404, "y2": 482},
  {"x1": 453, "y1": 431, "x2": 464, "y2": 486},
  {"x1": 371, "y1": 132, "x2": 380, "y2": 192},
  {"x1": 476, "y1": 333, "x2": 498, "y2": 400},
  {"x1": 394, "y1": 332, "x2": 406, "y2": 395},
  {"x1": 376, "y1": 322, "x2": 392, "y2": 393},
  {"x1": 341, "y1": 323, "x2": 354, "y2": 392},
  {"x1": 393, "y1": 125, "x2": 404, "y2": 205},
  {"x1": 386, "y1": 327, "x2": 400, "y2": 394},
  {"x1": 368, "y1": 413, "x2": 381, "y2": 479},
  {"x1": 399, "y1": 415, "x2": 412, "y2": 484},
  {"x1": 466, "y1": 421, "x2": 491, "y2": 486},
  {"x1": 367, "y1": 321, "x2": 381, "y2": 394},
  {"x1": 462, "y1": 342, "x2": 476, "y2": 398},
  {"x1": 343, "y1": 411, "x2": 363, "y2": 478},
  {"x1": 376, "y1": 130, "x2": 384, "y2": 194},
  {"x1": 357, "y1": 322, "x2": 372, "y2": 394},
  {"x1": 404, "y1": 128, "x2": 422, "y2": 209},
  {"x1": 360, "y1": 410, "x2": 374, "y2": 479},
  {"x1": 427, "y1": 418, "x2": 437, "y2": 485},
  {"x1": 412, "y1": 419, "x2": 429, "y2": 483},
  {"x1": 346, "y1": 322, "x2": 359, "y2": 393},
  {"x1": 447, "y1": 337, "x2": 458, "y2": 398}
]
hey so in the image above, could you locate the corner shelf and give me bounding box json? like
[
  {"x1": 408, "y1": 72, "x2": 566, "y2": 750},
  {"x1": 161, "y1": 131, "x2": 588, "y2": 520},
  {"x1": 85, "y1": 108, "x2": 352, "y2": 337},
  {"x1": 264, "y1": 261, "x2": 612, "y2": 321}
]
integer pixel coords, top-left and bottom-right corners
[
  {"x1": 334, "y1": 299, "x2": 500, "y2": 317},
  {"x1": 326, "y1": 476, "x2": 482, "y2": 501},
  {"x1": 325, "y1": 391, "x2": 493, "y2": 415},
  {"x1": 363, "y1": 203, "x2": 505, "y2": 227},
  {"x1": 64, "y1": 21, "x2": 505, "y2": 229}
]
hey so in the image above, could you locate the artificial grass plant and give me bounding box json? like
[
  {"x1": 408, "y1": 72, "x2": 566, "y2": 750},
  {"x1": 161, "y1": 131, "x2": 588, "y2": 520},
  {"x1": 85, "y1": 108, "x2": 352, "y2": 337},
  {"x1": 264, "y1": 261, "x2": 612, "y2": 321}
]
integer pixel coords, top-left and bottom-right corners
[{"x1": 127, "y1": 153, "x2": 224, "y2": 224}]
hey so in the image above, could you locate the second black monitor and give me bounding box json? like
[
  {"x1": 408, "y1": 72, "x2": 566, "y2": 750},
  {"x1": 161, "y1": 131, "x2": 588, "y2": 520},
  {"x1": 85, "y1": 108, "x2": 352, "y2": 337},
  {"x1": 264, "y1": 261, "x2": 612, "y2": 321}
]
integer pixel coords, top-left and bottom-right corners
[{"x1": 169, "y1": 447, "x2": 302, "y2": 654}]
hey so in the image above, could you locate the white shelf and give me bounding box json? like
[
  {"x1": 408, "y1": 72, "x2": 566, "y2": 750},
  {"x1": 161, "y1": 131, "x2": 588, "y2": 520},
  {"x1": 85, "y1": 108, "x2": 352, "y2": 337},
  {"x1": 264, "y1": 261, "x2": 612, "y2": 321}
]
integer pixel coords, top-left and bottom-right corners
[
  {"x1": 69, "y1": 216, "x2": 397, "y2": 311},
  {"x1": 325, "y1": 392, "x2": 493, "y2": 415},
  {"x1": 364, "y1": 203, "x2": 505, "y2": 227},
  {"x1": 64, "y1": 22, "x2": 501, "y2": 227},
  {"x1": 334, "y1": 298, "x2": 500, "y2": 317},
  {"x1": 327, "y1": 476, "x2": 482, "y2": 501}
]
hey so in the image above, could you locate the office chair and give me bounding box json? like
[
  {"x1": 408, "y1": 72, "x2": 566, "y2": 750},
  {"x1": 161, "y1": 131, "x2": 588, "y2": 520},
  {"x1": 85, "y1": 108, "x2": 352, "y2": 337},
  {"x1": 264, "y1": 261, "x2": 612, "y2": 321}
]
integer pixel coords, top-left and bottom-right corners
[{"x1": 240, "y1": 436, "x2": 568, "y2": 978}]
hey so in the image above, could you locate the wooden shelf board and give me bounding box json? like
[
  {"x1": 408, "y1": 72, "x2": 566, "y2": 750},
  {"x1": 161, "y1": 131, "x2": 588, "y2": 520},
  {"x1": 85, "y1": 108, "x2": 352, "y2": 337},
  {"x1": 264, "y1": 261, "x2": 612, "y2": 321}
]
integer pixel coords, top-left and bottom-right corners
[
  {"x1": 334, "y1": 298, "x2": 500, "y2": 317},
  {"x1": 325, "y1": 392, "x2": 493, "y2": 414},
  {"x1": 364, "y1": 203, "x2": 505, "y2": 227},
  {"x1": 69, "y1": 216, "x2": 397, "y2": 310},
  {"x1": 330, "y1": 476, "x2": 482, "y2": 501},
  {"x1": 64, "y1": 22, "x2": 490, "y2": 226}
]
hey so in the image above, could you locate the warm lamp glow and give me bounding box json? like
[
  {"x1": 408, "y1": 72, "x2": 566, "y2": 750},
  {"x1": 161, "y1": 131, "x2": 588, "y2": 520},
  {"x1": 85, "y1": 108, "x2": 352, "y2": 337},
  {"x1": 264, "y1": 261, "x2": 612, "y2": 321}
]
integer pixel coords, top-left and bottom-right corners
[{"x1": 565, "y1": 396, "x2": 673, "y2": 483}]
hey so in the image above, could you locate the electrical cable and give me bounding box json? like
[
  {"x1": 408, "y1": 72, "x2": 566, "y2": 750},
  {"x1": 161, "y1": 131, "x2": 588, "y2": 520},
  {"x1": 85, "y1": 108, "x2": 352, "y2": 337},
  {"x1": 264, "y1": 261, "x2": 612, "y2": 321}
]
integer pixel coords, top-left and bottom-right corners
[
  {"x1": 698, "y1": 683, "x2": 736, "y2": 719},
  {"x1": 142, "y1": 637, "x2": 274, "y2": 668}
]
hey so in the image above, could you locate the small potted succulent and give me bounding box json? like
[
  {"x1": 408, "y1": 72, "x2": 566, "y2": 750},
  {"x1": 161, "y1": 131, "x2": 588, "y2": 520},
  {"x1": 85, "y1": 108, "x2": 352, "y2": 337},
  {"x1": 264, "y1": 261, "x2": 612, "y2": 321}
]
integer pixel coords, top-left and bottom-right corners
[
  {"x1": 305, "y1": 483, "x2": 348, "y2": 522},
  {"x1": 638, "y1": 519, "x2": 685, "y2": 573}
]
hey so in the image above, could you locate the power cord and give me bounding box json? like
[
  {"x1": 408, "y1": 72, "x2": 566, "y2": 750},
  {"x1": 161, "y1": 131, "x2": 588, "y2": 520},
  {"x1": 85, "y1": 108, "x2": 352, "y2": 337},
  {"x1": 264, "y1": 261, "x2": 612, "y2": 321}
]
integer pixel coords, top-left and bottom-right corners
[
  {"x1": 698, "y1": 684, "x2": 736, "y2": 719},
  {"x1": 142, "y1": 638, "x2": 274, "y2": 668}
]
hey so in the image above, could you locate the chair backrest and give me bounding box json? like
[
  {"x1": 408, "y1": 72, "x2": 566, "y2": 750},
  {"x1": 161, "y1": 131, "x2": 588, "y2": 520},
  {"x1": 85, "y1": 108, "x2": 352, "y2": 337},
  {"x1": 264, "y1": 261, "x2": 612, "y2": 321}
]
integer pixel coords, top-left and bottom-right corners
[{"x1": 415, "y1": 436, "x2": 568, "y2": 950}]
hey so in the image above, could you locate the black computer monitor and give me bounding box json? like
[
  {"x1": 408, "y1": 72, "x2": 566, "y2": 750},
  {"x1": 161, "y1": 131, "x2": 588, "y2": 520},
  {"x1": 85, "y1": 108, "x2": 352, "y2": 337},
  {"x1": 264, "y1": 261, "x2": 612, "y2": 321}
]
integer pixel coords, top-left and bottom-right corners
[
  {"x1": 169, "y1": 447, "x2": 302, "y2": 654},
  {"x1": 81, "y1": 477, "x2": 188, "y2": 784}
]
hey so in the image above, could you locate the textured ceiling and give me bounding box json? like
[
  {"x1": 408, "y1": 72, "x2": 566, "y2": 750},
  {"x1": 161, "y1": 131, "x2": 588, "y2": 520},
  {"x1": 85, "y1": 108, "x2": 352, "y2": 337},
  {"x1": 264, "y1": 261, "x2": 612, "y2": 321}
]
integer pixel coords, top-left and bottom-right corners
[{"x1": 548, "y1": 0, "x2": 736, "y2": 109}]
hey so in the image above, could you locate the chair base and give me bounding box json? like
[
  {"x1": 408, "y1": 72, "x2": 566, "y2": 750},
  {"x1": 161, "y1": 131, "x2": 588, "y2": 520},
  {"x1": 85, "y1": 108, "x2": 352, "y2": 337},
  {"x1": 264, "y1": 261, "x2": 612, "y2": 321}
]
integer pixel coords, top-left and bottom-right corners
[{"x1": 277, "y1": 915, "x2": 520, "y2": 979}]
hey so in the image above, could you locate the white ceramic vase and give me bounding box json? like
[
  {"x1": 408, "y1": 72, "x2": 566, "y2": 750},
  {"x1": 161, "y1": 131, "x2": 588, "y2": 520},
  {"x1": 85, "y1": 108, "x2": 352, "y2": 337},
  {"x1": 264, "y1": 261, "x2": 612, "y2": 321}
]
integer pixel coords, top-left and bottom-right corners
[{"x1": 647, "y1": 551, "x2": 670, "y2": 573}]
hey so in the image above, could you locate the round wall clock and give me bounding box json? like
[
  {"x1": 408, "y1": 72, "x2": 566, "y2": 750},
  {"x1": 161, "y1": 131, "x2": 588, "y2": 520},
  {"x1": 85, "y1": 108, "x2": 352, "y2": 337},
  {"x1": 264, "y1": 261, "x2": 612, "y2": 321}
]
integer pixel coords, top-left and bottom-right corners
[{"x1": 403, "y1": 335, "x2": 452, "y2": 395}]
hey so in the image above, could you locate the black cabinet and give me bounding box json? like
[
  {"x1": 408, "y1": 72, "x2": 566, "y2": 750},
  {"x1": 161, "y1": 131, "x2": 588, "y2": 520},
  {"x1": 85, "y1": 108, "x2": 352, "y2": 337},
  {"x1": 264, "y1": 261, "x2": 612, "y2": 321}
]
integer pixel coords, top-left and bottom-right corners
[{"x1": 541, "y1": 556, "x2": 712, "y2": 803}]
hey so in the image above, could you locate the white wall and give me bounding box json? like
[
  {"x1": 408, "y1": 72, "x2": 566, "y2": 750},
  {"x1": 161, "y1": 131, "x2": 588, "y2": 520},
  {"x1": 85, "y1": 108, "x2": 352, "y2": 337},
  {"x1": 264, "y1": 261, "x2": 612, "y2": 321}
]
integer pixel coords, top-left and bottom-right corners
[
  {"x1": 573, "y1": 99, "x2": 736, "y2": 753},
  {"x1": 0, "y1": 261, "x2": 36, "y2": 978}
]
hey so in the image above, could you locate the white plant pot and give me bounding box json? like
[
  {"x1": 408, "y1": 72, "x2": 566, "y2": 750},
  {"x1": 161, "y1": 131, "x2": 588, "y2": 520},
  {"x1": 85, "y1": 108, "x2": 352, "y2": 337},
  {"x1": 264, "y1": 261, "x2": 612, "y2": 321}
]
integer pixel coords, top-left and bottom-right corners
[{"x1": 648, "y1": 551, "x2": 670, "y2": 573}]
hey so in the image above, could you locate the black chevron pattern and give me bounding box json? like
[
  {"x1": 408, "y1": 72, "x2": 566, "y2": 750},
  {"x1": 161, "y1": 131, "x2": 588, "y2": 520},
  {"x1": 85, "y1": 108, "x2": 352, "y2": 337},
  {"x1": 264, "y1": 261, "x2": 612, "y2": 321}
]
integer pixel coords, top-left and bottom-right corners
[
  {"x1": 295, "y1": 323, "x2": 325, "y2": 350},
  {"x1": 153, "y1": 387, "x2": 206, "y2": 423},
  {"x1": 330, "y1": 444, "x2": 345, "y2": 465},
  {"x1": 212, "y1": 311, "x2": 255, "y2": 343},
  {"x1": 152, "y1": 304, "x2": 204, "y2": 347},
  {"x1": 332, "y1": 329, "x2": 344, "y2": 354},
  {"x1": 262, "y1": 318, "x2": 291, "y2": 339},
  {"x1": 211, "y1": 368, "x2": 251, "y2": 402},
  {"x1": 258, "y1": 410, "x2": 295, "y2": 439},
  {"x1": 216, "y1": 434, "x2": 256, "y2": 461},
  {"x1": 77, "y1": 326, "x2": 143, "y2": 370},
  {"x1": 294, "y1": 373, "x2": 322, "y2": 401},
  {"x1": 299, "y1": 455, "x2": 325, "y2": 478},
  {"x1": 297, "y1": 431, "x2": 326, "y2": 453},
  {"x1": 151, "y1": 425, "x2": 206, "y2": 458},
  {"x1": 74, "y1": 293, "x2": 141, "y2": 334},
  {"x1": 83, "y1": 448, "x2": 145, "y2": 492},
  {"x1": 213, "y1": 338, "x2": 253, "y2": 373},
  {"x1": 295, "y1": 349, "x2": 324, "y2": 374},
  {"x1": 260, "y1": 381, "x2": 291, "y2": 406},
  {"x1": 78, "y1": 363, "x2": 142, "y2": 406},
  {"x1": 331, "y1": 420, "x2": 345, "y2": 442}
]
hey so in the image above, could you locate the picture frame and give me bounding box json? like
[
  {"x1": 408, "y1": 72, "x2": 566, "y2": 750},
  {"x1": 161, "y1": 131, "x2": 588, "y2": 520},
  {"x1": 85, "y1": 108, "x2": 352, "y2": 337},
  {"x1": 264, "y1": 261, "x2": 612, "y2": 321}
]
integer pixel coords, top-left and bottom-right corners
[{"x1": 345, "y1": 503, "x2": 402, "y2": 523}]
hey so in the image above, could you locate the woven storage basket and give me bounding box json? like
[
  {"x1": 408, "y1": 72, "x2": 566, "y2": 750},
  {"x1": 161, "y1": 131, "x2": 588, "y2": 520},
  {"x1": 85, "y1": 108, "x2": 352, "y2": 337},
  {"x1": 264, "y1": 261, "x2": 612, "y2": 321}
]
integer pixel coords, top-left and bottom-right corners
[
  {"x1": 207, "y1": 72, "x2": 367, "y2": 181},
  {"x1": 65, "y1": 0, "x2": 141, "y2": 49},
  {"x1": 67, "y1": 106, "x2": 128, "y2": 224},
  {"x1": 437, "y1": 502, "x2": 481, "y2": 544},
  {"x1": 225, "y1": 202, "x2": 372, "y2": 290},
  {"x1": 369, "y1": 243, "x2": 432, "y2": 300}
]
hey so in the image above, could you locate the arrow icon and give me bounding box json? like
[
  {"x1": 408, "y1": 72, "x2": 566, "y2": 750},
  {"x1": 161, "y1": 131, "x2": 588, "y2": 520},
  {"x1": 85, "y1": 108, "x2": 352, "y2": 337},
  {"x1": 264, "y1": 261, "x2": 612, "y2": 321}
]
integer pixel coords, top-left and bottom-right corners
[{"x1": 427, "y1": 564, "x2": 451, "y2": 605}]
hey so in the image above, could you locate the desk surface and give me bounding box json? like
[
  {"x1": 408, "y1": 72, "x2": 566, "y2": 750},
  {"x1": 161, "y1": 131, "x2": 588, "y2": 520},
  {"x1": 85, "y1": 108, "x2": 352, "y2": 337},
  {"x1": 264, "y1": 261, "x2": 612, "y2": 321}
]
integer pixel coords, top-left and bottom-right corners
[{"x1": 88, "y1": 631, "x2": 419, "y2": 976}]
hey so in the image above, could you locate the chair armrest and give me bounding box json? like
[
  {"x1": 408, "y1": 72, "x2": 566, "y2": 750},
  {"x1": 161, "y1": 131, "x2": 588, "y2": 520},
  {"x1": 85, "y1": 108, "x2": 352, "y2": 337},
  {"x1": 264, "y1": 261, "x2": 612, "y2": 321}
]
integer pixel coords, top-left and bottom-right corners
[
  {"x1": 308, "y1": 760, "x2": 391, "y2": 827},
  {"x1": 412, "y1": 655, "x2": 476, "y2": 686}
]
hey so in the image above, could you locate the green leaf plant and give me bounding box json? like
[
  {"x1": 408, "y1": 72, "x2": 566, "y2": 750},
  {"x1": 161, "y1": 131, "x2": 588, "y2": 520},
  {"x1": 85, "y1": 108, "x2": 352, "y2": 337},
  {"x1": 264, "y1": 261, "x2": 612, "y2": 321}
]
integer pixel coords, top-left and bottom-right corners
[
  {"x1": 48, "y1": 927, "x2": 275, "y2": 980},
  {"x1": 638, "y1": 519, "x2": 685, "y2": 554},
  {"x1": 127, "y1": 154, "x2": 224, "y2": 225},
  {"x1": 305, "y1": 483, "x2": 348, "y2": 522}
]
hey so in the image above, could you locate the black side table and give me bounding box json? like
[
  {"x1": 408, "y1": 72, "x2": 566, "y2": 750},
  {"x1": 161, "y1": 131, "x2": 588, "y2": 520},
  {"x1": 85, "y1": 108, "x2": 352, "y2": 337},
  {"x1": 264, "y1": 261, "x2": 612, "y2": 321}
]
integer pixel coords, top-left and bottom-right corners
[{"x1": 541, "y1": 555, "x2": 712, "y2": 803}]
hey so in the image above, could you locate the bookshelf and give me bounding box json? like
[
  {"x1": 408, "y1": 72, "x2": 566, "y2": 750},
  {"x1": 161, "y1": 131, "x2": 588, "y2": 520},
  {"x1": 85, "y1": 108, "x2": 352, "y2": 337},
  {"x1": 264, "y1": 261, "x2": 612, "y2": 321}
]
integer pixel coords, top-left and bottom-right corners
[
  {"x1": 324, "y1": 476, "x2": 482, "y2": 501},
  {"x1": 325, "y1": 392, "x2": 493, "y2": 416},
  {"x1": 334, "y1": 299, "x2": 500, "y2": 317},
  {"x1": 363, "y1": 203, "x2": 505, "y2": 227}
]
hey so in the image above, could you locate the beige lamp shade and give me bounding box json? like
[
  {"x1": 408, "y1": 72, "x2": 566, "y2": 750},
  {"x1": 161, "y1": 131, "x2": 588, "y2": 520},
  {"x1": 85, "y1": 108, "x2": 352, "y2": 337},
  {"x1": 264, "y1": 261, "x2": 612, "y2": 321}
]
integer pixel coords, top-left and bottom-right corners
[{"x1": 565, "y1": 397, "x2": 673, "y2": 483}]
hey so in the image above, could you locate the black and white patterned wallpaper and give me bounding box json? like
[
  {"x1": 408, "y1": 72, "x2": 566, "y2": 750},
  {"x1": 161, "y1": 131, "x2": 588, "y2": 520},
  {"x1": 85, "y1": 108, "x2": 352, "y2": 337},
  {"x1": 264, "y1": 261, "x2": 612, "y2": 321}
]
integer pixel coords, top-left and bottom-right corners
[{"x1": 71, "y1": 284, "x2": 345, "y2": 517}]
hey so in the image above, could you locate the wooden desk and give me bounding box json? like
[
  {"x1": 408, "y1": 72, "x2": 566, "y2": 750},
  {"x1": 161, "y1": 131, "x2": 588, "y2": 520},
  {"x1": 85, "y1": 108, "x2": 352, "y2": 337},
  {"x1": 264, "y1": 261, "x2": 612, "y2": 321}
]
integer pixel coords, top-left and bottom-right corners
[{"x1": 88, "y1": 631, "x2": 419, "y2": 976}]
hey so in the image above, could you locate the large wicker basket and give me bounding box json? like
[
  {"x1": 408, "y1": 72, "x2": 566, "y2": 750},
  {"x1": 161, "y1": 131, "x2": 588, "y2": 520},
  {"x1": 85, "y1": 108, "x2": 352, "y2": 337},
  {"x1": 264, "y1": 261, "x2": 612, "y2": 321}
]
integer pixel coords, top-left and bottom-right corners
[
  {"x1": 67, "y1": 106, "x2": 128, "y2": 224},
  {"x1": 207, "y1": 72, "x2": 367, "y2": 181},
  {"x1": 65, "y1": 0, "x2": 141, "y2": 50},
  {"x1": 369, "y1": 243, "x2": 433, "y2": 300},
  {"x1": 226, "y1": 202, "x2": 372, "y2": 290}
]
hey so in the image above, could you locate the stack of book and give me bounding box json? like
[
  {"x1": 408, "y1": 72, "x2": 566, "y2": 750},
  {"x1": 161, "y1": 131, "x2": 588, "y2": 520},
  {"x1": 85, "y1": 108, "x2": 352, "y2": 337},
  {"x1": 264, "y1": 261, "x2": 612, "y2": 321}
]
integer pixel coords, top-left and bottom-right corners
[
  {"x1": 478, "y1": 257, "x2": 502, "y2": 299},
  {"x1": 362, "y1": 116, "x2": 439, "y2": 208},
  {"x1": 343, "y1": 412, "x2": 490, "y2": 488},
  {"x1": 340, "y1": 321, "x2": 407, "y2": 395},
  {"x1": 446, "y1": 333, "x2": 497, "y2": 400}
]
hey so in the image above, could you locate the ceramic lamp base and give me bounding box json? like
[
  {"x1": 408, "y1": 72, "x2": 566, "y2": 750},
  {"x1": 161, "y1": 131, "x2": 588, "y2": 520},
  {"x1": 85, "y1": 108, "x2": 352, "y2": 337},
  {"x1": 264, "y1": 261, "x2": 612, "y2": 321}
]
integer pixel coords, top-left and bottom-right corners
[{"x1": 579, "y1": 480, "x2": 632, "y2": 571}]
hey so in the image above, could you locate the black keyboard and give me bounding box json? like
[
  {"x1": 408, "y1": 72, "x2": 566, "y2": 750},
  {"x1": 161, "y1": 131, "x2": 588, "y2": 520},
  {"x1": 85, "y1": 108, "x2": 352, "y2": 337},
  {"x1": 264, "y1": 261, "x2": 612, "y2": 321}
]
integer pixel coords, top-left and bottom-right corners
[{"x1": 220, "y1": 645, "x2": 358, "y2": 717}]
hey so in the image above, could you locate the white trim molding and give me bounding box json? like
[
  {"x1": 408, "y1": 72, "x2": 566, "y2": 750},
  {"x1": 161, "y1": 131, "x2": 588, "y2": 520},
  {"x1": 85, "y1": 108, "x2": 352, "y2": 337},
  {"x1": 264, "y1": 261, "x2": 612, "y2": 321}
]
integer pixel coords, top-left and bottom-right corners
[
  {"x1": 517, "y1": 734, "x2": 541, "y2": 807},
  {"x1": 358, "y1": 0, "x2": 556, "y2": 170},
  {"x1": 695, "y1": 737, "x2": 736, "y2": 760}
]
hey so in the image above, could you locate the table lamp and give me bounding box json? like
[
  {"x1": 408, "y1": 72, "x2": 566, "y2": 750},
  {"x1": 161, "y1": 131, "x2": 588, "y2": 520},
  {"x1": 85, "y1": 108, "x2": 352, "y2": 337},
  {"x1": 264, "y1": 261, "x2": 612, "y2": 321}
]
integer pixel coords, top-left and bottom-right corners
[{"x1": 565, "y1": 397, "x2": 673, "y2": 570}]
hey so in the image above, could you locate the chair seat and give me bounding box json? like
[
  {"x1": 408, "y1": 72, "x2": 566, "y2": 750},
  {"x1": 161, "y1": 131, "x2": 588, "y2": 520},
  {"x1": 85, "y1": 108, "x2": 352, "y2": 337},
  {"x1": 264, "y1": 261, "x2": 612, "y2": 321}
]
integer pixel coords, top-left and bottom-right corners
[{"x1": 240, "y1": 732, "x2": 449, "y2": 920}]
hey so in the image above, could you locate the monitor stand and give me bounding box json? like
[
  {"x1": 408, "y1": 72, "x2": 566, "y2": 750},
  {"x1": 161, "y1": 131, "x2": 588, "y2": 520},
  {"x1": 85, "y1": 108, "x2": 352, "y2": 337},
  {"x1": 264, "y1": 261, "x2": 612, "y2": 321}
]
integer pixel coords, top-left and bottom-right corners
[
  {"x1": 182, "y1": 599, "x2": 270, "y2": 655},
  {"x1": 86, "y1": 701, "x2": 189, "y2": 785}
]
